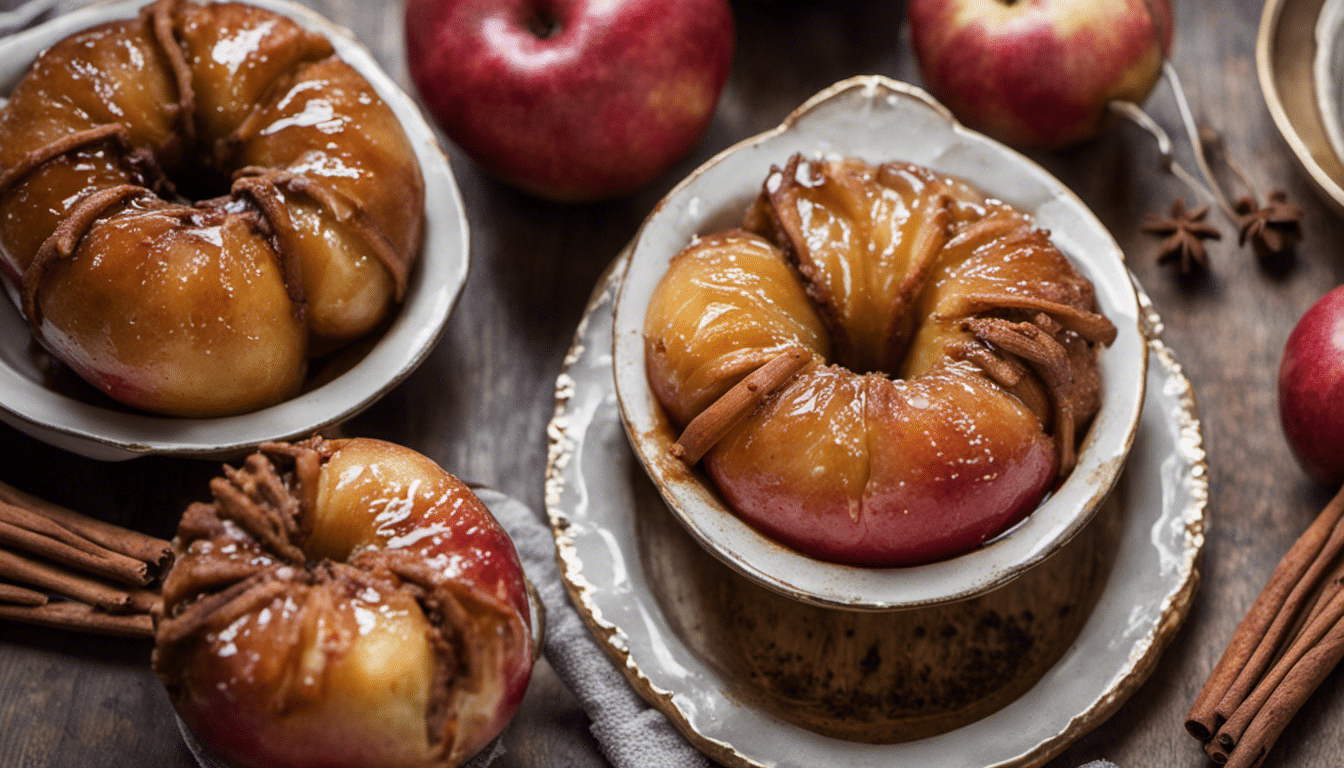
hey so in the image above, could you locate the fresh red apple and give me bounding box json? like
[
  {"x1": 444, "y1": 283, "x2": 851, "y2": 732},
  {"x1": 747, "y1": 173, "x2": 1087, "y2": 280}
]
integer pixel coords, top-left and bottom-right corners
[
  {"x1": 1279, "y1": 285, "x2": 1344, "y2": 486},
  {"x1": 907, "y1": 0, "x2": 1174, "y2": 150},
  {"x1": 404, "y1": 0, "x2": 735, "y2": 202}
]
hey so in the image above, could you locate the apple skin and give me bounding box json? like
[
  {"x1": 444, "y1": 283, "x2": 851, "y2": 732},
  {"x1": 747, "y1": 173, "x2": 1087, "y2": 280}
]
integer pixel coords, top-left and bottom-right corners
[
  {"x1": 908, "y1": 0, "x2": 1174, "y2": 150},
  {"x1": 704, "y1": 366, "x2": 1059, "y2": 567},
  {"x1": 158, "y1": 438, "x2": 534, "y2": 768},
  {"x1": 404, "y1": 0, "x2": 734, "y2": 202},
  {"x1": 1279, "y1": 285, "x2": 1344, "y2": 486}
]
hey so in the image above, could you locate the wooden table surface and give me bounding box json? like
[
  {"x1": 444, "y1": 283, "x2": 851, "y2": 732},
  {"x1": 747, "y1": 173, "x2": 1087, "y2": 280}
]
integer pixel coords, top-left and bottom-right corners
[{"x1": 3, "y1": 0, "x2": 1344, "y2": 766}]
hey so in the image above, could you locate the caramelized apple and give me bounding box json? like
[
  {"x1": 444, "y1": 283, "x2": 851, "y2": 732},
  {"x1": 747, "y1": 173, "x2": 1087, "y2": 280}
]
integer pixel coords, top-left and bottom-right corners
[
  {"x1": 154, "y1": 437, "x2": 534, "y2": 768},
  {"x1": 0, "y1": 0, "x2": 423, "y2": 415},
  {"x1": 644, "y1": 155, "x2": 1115, "y2": 566}
]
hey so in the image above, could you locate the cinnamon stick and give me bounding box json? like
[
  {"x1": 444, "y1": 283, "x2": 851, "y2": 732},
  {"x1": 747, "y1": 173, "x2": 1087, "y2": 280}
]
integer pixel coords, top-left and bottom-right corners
[
  {"x1": 1216, "y1": 577, "x2": 1344, "y2": 751},
  {"x1": 0, "y1": 601, "x2": 153, "y2": 639},
  {"x1": 0, "y1": 582, "x2": 47, "y2": 606},
  {"x1": 0, "y1": 548, "x2": 146, "y2": 613},
  {"x1": 954, "y1": 292, "x2": 1118, "y2": 345},
  {"x1": 0, "y1": 481, "x2": 169, "y2": 638},
  {"x1": 0, "y1": 504, "x2": 152, "y2": 586},
  {"x1": 0, "y1": 479, "x2": 171, "y2": 568},
  {"x1": 1185, "y1": 484, "x2": 1344, "y2": 740},
  {"x1": 1212, "y1": 487, "x2": 1344, "y2": 725},
  {"x1": 1223, "y1": 611, "x2": 1344, "y2": 768},
  {"x1": 1293, "y1": 553, "x2": 1344, "y2": 639},
  {"x1": 672, "y1": 346, "x2": 813, "y2": 465}
]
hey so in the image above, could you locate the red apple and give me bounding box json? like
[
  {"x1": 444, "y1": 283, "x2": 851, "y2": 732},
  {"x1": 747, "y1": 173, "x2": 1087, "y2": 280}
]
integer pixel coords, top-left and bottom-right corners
[
  {"x1": 404, "y1": 0, "x2": 734, "y2": 202},
  {"x1": 1279, "y1": 285, "x2": 1344, "y2": 486},
  {"x1": 908, "y1": 0, "x2": 1174, "y2": 150}
]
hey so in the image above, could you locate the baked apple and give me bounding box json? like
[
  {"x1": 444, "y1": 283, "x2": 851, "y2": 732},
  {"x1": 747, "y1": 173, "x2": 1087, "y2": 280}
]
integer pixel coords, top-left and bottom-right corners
[
  {"x1": 0, "y1": 0, "x2": 423, "y2": 416},
  {"x1": 153, "y1": 437, "x2": 534, "y2": 768},
  {"x1": 644, "y1": 155, "x2": 1115, "y2": 566}
]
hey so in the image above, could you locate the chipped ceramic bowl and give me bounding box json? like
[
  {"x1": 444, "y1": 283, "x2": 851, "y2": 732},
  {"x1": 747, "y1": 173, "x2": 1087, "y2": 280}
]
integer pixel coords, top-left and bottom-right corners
[
  {"x1": 0, "y1": 0, "x2": 467, "y2": 461},
  {"x1": 611, "y1": 76, "x2": 1147, "y2": 611}
]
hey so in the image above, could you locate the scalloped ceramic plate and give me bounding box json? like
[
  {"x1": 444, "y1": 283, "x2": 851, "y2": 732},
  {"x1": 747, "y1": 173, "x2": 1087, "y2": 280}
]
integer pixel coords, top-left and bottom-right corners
[
  {"x1": 546, "y1": 247, "x2": 1204, "y2": 767},
  {"x1": 0, "y1": 0, "x2": 467, "y2": 461},
  {"x1": 610, "y1": 76, "x2": 1147, "y2": 610}
]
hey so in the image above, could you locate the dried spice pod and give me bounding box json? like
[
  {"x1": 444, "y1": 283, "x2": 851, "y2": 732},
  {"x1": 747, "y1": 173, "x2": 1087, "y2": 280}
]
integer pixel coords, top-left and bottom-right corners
[
  {"x1": 153, "y1": 437, "x2": 535, "y2": 768},
  {"x1": 1236, "y1": 191, "x2": 1304, "y2": 262},
  {"x1": 1143, "y1": 199, "x2": 1221, "y2": 275}
]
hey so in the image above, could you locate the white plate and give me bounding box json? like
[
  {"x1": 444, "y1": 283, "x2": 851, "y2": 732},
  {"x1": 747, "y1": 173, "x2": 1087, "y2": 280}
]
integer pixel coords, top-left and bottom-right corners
[
  {"x1": 610, "y1": 76, "x2": 1147, "y2": 610},
  {"x1": 0, "y1": 0, "x2": 467, "y2": 461},
  {"x1": 546, "y1": 248, "x2": 1205, "y2": 768}
]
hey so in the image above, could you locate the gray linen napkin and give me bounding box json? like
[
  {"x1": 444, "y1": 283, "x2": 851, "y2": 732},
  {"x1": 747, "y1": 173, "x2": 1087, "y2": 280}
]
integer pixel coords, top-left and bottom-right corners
[{"x1": 478, "y1": 488, "x2": 710, "y2": 768}]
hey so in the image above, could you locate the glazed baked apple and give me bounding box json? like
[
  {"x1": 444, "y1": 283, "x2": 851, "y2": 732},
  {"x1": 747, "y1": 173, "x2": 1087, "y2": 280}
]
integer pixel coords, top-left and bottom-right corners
[
  {"x1": 0, "y1": 0, "x2": 423, "y2": 416},
  {"x1": 153, "y1": 437, "x2": 534, "y2": 768},
  {"x1": 644, "y1": 155, "x2": 1116, "y2": 566}
]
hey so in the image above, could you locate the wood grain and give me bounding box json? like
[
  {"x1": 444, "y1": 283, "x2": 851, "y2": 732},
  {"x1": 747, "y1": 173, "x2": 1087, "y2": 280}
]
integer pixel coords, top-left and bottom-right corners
[{"x1": 2, "y1": 0, "x2": 1343, "y2": 766}]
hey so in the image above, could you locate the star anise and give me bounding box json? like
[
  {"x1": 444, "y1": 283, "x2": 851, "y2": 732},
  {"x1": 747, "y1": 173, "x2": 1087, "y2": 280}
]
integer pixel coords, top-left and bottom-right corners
[
  {"x1": 1236, "y1": 190, "x2": 1303, "y2": 261},
  {"x1": 1143, "y1": 198, "x2": 1222, "y2": 275}
]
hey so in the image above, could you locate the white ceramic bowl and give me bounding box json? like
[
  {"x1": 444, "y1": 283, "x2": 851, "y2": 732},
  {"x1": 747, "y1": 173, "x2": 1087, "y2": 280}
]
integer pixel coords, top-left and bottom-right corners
[
  {"x1": 611, "y1": 76, "x2": 1147, "y2": 610},
  {"x1": 0, "y1": 0, "x2": 467, "y2": 461}
]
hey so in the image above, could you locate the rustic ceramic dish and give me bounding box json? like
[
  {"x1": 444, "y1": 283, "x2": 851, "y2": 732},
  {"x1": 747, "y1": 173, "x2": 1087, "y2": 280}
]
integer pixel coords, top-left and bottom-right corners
[
  {"x1": 548, "y1": 248, "x2": 1205, "y2": 767},
  {"x1": 0, "y1": 0, "x2": 467, "y2": 461},
  {"x1": 610, "y1": 76, "x2": 1147, "y2": 610},
  {"x1": 1261, "y1": 0, "x2": 1344, "y2": 214}
]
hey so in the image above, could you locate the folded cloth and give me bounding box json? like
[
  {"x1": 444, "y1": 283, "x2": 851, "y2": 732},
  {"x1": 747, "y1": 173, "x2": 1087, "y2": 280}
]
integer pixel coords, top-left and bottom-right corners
[{"x1": 479, "y1": 488, "x2": 710, "y2": 768}]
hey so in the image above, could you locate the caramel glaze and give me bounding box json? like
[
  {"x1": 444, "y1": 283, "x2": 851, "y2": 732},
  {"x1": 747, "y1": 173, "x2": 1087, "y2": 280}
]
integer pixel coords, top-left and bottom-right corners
[
  {"x1": 153, "y1": 437, "x2": 533, "y2": 768},
  {"x1": 644, "y1": 155, "x2": 1116, "y2": 566},
  {"x1": 0, "y1": 0, "x2": 424, "y2": 416}
]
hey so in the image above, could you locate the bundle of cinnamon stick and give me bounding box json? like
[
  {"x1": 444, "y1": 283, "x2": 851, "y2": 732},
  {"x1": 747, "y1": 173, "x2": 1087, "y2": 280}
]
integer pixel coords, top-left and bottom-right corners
[
  {"x1": 0, "y1": 478, "x2": 170, "y2": 639},
  {"x1": 1186, "y1": 484, "x2": 1344, "y2": 767}
]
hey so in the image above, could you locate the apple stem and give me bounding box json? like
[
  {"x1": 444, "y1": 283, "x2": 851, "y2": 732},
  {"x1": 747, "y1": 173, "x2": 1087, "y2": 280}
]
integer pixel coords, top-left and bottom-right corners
[
  {"x1": 1110, "y1": 100, "x2": 1222, "y2": 212},
  {"x1": 1109, "y1": 62, "x2": 1239, "y2": 224},
  {"x1": 1201, "y1": 125, "x2": 1260, "y2": 203},
  {"x1": 1161, "y1": 62, "x2": 1238, "y2": 220}
]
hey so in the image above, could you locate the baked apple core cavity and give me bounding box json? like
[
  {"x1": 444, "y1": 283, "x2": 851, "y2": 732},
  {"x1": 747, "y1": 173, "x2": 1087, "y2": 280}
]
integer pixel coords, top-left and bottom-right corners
[
  {"x1": 169, "y1": 164, "x2": 235, "y2": 204},
  {"x1": 523, "y1": 9, "x2": 560, "y2": 40}
]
